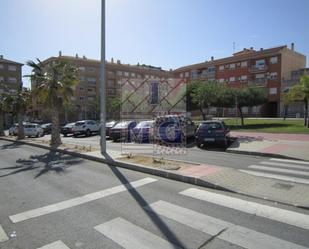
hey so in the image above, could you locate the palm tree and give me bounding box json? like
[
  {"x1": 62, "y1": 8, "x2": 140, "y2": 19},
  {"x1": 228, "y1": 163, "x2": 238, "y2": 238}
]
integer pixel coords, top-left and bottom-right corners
[{"x1": 26, "y1": 59, "x2": 78, "y2": 148}]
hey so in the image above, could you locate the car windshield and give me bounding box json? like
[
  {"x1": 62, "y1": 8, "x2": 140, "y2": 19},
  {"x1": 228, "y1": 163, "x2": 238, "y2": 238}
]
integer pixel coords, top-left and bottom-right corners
[
  {"x1": 135, "y1": 121, "x2": 154, "y2": 128},
  {"x1": 65, "y1": 123, "x2": 75, "y2": 127},
  {"x1": 75, "y1": 121, "x2": 85, "y2": 126},
  {"x1": 113, "y1": 122, "x2": 130, "y2": 128},
  {"x1": 106, "y1": 121, "x2": 116, "y2": 127},
  {"x1": 199, "y1": 122, "x2": 223, "y2": 130}
]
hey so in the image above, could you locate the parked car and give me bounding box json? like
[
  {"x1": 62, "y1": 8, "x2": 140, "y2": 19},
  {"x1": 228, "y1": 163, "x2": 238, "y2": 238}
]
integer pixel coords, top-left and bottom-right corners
[
  {"x1": 24, "y1": 123, "x2": 44, "y2": 138},
  {"x1": 132, "y1": 120, "x2": 154, "y2": 143},
  {"x1": 72, "y1": 120, "x2": 100, "y2": 137},
  {"x1": 154, "y1": 115, "x2": 196, "y2": 144},
  {"x1": 109, "y1": 121, "x2": 137, "y2": 142},
  {"x1": 41, "y1": 123, "x2": 52, "y2": 135},
  {"x1": 9, "y1": 124, "x2": 18, "y2": 136},
  {"x1": 105, "y1": 121, "x2": 118, "y2": 138},
  {"x1": 61, "y1": 122, "x2": 75, "y2": 137},
  {"x1": 195, "y1": 120, "x2": 230, "y2": 148}
]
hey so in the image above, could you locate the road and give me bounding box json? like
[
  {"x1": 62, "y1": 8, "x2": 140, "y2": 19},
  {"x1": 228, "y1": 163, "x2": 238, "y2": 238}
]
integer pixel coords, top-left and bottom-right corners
[{"x1": 0, "y1": 139, "x2": 309, "y2": 249}]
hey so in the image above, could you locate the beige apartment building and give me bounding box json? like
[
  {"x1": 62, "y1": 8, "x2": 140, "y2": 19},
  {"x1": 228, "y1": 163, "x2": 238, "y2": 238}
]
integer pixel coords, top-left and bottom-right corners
[
  {"x1": 31, "y1": 52, "x2": 172, "y2": 122},
  {"x1": 173, "y1": 43, "x2": 306, "y2": 117},
  {"x1": 0, "y1": 55, "x2": 23, "y2": 127}
]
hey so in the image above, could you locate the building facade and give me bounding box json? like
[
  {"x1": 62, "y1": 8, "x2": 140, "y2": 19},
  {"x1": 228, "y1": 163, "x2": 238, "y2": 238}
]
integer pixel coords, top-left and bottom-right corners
[
  {"x1": 0, "y1": 55, "x2": 23, "y2": 127},
  {"x1": 173, "y1": 44, "x2": 306, "y2": 117},
  {"x1": 31, "y1": 52, "x2": 173, "y2": 122}
]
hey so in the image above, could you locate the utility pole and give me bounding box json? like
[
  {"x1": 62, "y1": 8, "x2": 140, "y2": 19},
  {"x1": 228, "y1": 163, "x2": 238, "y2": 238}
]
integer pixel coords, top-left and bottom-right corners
[{"x1": 100, "y1": 0, "x2": 106, "y2": 155}]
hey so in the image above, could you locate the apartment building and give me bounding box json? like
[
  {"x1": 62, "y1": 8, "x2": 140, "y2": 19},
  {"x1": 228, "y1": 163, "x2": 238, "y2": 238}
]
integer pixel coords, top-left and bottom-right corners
[
  {"x1": 0, "y1": 55, "x2": 23, "y2": 127},
  {"x1": 31, "y1": 52, "x2": 172, "y2": 122},
  {"x1": 174, "y1": 44, "x2": 306, "y2": 117}
]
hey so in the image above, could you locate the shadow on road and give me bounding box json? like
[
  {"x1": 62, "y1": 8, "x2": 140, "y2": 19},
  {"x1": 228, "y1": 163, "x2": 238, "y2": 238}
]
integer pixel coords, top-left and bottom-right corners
[
  {"x1": 104, "y1": 151, "x2": 185, "y2": 249},
  {"x1": 0, "y1": 141, "x2": 21, "y2": 150},
  {"x1": 0, "y1": 150, "x2": 83, "y2": 178}
]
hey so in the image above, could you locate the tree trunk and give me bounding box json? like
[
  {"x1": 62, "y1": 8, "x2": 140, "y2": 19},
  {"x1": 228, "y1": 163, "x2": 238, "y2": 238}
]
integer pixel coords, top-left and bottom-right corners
[
  {"x1": 17, "y1": 112, "x2": 25, "y2": 140},
  {"x1": 283, "y1": 105, "x2": 288, "y2": 121},
  {"x1": 238, "y1": 106, "x2": 244, "y2": 126},
  {"x1": 199, "y1": 107, "x2": 206, "y2": 120},
  {"x1": 307, "y1": 100, "x2": 309, "y2": 128},
  {"x1": 305, "y1": 99, "x2": 308, "y2": 126},
  {"x1": 50, "y1": 105, "x2": 62, "y2": 148},
  {"x1": 0, "y1": 110, "x2": 5, "y2": 136}
]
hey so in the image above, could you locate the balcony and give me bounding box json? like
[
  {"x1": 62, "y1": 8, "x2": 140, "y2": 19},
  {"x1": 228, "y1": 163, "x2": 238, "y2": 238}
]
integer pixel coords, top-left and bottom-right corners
[
  {"x1": 248, "y1": 78, "x2": 267, "y2": 86},
  {"x1": 249, "y1": 65, "x2": 268, "y2": 72}
]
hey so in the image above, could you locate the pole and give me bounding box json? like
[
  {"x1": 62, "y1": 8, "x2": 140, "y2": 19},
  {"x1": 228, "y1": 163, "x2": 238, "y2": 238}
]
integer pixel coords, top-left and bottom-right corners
[{"x1": 100, "y1": 0, "x2": 106, "y2": 155}]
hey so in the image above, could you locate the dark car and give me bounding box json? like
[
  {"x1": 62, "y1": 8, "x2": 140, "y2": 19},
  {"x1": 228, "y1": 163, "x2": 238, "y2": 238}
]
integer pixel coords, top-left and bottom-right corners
[
  {"x1": 154, "y1": 115, "x2": 196, "y2": 144},
  {"x1": 132, "y1": 120, "x2": 154, "y2": 143},
  {"x1": 41, "y1": 123, "x2": 52, "y2": 135},
  {"x1": 61, "y1": 122, "x2": 75, "y2": 137},
  {"x1": 195, "y1": 120, "x2": 230, "y2": 148},
  {"x1": 105, "y1": 121, "x2": 118, "y2": 138},
  {"x1": 109, "y1": 121, "x2": 137, "y2": 142}
]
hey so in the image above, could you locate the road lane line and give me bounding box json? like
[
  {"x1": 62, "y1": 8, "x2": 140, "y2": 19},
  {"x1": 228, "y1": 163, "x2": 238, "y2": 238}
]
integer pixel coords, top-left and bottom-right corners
[
  {"x1": 180, "y1": 188, "x2": 309, "y2": 230},
  {"x1": 0, "y1": 224, "x2": 9, "y2": 242},
  {"x1": 249, "y1": 165, "x2": 309, "y2": 176},
  {"x1": 271, "y1": 158, "x2": 309, "y2": 165},
  {"x1": 94, "y1": 217, "x2": 181, "y2": 249},
  {"x1": 9, "y1": 177, "x2": 157, "y2": 223},
  {"x1": 37, "y1": 240, "x2": 70, "y2": 249},
  {"x1": 145, "y1": 201, "x2": 307, "y2": 249},
  {"x1": 240, "y1": 170, "x2": 309, "y2": 185},
  {"x1": 260, "y1": 161, "x2": 309, "y2": 170}
]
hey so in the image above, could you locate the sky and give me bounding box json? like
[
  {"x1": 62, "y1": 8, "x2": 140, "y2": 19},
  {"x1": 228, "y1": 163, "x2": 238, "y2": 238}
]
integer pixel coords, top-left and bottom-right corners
[{"x1": 1, "y1": 0, "x2": 309, "y2": 88}]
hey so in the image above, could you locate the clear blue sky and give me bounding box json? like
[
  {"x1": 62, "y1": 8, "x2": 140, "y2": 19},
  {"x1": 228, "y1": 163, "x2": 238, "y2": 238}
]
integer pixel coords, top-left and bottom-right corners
[{"x1": 1, "y1": 0, "x2": 309, "y2": 88}]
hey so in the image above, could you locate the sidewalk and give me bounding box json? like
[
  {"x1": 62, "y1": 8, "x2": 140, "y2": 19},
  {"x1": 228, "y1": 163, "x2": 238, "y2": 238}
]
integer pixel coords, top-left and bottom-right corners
[
  {"x1": 1, "y1": 136, "x2": 309, "y2": 208},
  {"x1": 227, "y1": 132, "x2": 309, "y2": 161}
]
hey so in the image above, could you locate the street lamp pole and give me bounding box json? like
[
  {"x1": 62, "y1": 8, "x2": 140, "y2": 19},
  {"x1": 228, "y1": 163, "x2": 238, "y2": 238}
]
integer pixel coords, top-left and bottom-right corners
[{"x1": 100, "y1": 0, "x2": 106, "y2": 155}]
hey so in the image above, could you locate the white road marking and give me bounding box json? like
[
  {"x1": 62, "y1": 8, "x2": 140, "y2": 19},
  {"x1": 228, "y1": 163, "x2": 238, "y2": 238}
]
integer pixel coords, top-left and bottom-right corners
[
  {"x1": 94, "y1": 217, "x2": 181, "y2": 249},
  {"x1": 0, "y1": 224, "x2": 9, "y2": 242},
  {"x1": 249, "y1": 165, "x2": 309, "y2": 176},
  {"x1": 146, "y1": 200, "x2": 307, "y2": 249},
  {"x1": 37, "y1": 240, "x2": 70, "y2": 249},
  {"x1": 240, "y1": 170, "x2": 309, "y2": 185},
  {"x1": 180, "y1": 188, "x2": 309, "y2": 230},
  {"x1": 9, "y1": 177, "x2": 157, "y2": 223},
  {"x1": 271, "y1": 158, "x2": 309, "y2": 165},
  {"x1": 260, "y1": 161, "x2": 309, "y2": 170}
]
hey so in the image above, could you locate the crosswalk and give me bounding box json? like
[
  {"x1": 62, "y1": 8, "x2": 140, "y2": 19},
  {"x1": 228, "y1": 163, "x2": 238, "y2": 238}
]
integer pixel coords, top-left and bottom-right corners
[{"x1": 240, "y1": 158, "x2": 309, "y2": 185}]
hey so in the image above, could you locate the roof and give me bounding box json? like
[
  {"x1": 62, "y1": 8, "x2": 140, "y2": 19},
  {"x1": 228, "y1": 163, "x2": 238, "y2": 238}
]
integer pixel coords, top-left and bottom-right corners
[
  {"x1": 0, "y1": 57, "x2": 23, "y2": 66},
  {"x1": 174, "y1": 45, "x2": 288, "y2": 72}
]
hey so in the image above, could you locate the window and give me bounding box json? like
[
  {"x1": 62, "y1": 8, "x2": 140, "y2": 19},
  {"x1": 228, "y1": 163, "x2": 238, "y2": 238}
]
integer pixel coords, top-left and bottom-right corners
[
  {"x1": 252, "y1": 106, "x2": 261, "y2": 114},
  {"x1": 87, "y1": 77, "x2": 96, "y2": 84},
  {"x1": 240, "y1": 75, "x2": 248, "y2": 81},
  {"x1": 255, "y1": 59, "x2": 265, "y2": 66},
  {"x1": 269, "y1": 72, "x2": 278, "y2": 80},
  {"x1": 79, "y1": 76, "x2": 85, "y2": 82},
  {"x1": 228, "y1": 107, "x2": 236, "y2": 114},
  {"x1": 88, "y1": 97, "x2": 95, "y2": 101},
  {"x1": 219, "y1": 78, "x2": 225, "y2": 83},
  {"x1": 179, "y1": 73, "x2": 183, "y2": 78},
  {"x1": 269, "y1": 87, "x2": 277, "y2": 95},
  {"x1": 229, "y1": 63, "x2": 236, "y2": 69},
  {"x1": 108, "y1": 88, "x2": 116, "y2": 96},
  {"x1": 79, "y1": 87, "x2": 84, "y2": 91},
  {"x1": 8, "y1": 65, "x2": 17, "y2": 71},
  {"x1": 108, "y1": 80, "x2": 115, "y2": 88},
  {"x1": 87, "y1": 67, "x2": 96, "y2": 72},
  {"x1": 270, "y1": 56, "x2": 278, "y2": 64},
  {"x1": 149, "y1": 81, "x2": 159, "y2": 105},
  {"x1": 131, "y1": 72, "x2": 136, "y2": 78},
  {"x1": 117, "y1": 71, "x2": 123, "y2": 76},
  {"x1": 191, "y1": 70, "x2": 199, "y2": 79},
  {"x1": 201, "y1": 70, "x2": 208, "y2": 77},
  {"x1": 219, "y1": 65, "x2": 224, "y2": 71},
  {"x1": 8, "y1": 77, "x2": 17, "y2": 83},
  {"x1": 0, "y1": 64, "x2": 4, "y2": 70},
  {"x1": 184, "y1": 72, "x2": 190, "y2": 77},
  {"x1": 208, "y1": 67, "x2": 216, "y2": 72},
  {"x1": 229, "y1": 77, "x2": 235, "y2": 82},
  {"x1": 78, "y1": 66, "x2": 86, "y2": 72},
  {"x1": 241, "y1": 61, "x2": 248, "y2": 68},
  {"x1": 108, "y1": 71, "x2": 115, "y2": 77},
  {"x1": 124, "y1": 72, "x2": 129, "y2": 77},
  {"x1": 242, "y1": 107, "x2": 248, "y2": 114},
  {"x1": 255, "y1": 74, "x2": 265, "y2": 79},
  {"x1": 137, "y1": 74, "x2": 142, "y2": 79},
  {"x1": 88, "y1": 88, "x2": 94, "y2": 92},
  {"x1": 79, "y1": 96, "x2": 84, "y2": 101}
]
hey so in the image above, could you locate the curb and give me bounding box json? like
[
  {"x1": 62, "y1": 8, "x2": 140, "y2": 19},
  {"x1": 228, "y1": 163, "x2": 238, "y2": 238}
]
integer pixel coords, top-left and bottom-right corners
[
  {"x1": 1, "y1": 137, "x2": 308, "y2": 209},
  {"x1": 0, "y1": 137, "x2": 230, "y2": 192},
  {"x1": 225, "y1": 148, "x2": 307, "y2": 161}
]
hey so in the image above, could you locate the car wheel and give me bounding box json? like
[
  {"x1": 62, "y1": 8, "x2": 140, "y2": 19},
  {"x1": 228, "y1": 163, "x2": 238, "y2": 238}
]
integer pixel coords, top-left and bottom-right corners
[
  {"x1": 86, "y1": 129, "x2": 91, "y2": 137},
  {"x1": 36, "y1": 133, "x2": 40, "y2": 138},
  {"x1": 64, "y1": 134, "x2": 67, "y2": 137},
  {"x1": 222, "y1": 139, "x2": 228, "y2": 148},
  {"x1": 196, "y1": 142, "x2": 202, "y2": 148}
]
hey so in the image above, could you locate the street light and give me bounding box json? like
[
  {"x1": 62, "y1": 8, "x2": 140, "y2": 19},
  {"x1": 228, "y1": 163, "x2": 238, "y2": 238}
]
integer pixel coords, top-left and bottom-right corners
[{"x1": 100, "y1": 0, "x2": 106, "y2": 155}]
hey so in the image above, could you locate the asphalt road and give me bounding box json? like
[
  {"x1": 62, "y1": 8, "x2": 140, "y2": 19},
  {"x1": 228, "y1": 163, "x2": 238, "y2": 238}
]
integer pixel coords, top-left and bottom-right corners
[{"x1": 0, "y1": 140, "x2": 309, "y2": 249}]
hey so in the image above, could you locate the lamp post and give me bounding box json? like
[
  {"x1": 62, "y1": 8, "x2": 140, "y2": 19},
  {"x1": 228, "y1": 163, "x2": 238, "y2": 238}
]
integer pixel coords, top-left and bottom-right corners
[{"x1": 100, "y1": 0, "x2": 106, "y2": 155}]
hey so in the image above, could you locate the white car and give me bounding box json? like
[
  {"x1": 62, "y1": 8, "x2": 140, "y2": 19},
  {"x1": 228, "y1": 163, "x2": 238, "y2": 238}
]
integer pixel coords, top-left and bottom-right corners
[
  {"x1": 24, "y1": 124, "x2": 44, "y2": 137},
  {"x1": 9, "y1": 124, "x2": 18, "y2": 136},
  {"x1": 72, "y1": 120, "x2": 100, "y2": 137}
]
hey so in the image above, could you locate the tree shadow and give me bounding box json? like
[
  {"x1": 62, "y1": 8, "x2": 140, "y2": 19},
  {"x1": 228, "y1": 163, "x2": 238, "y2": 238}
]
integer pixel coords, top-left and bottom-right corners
[
  {"x1": 228, "y1": 123, "x2": 290, "y2": 130},
  {"x1": 0, "y1": 142, "x2": 21, "y2": 150},
  {"x1": 105, "y1": 154, "x2": 186, "y2": 249},
  {"x1": 0, "y1": 151, "x2": 83, "y2": 178}
]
